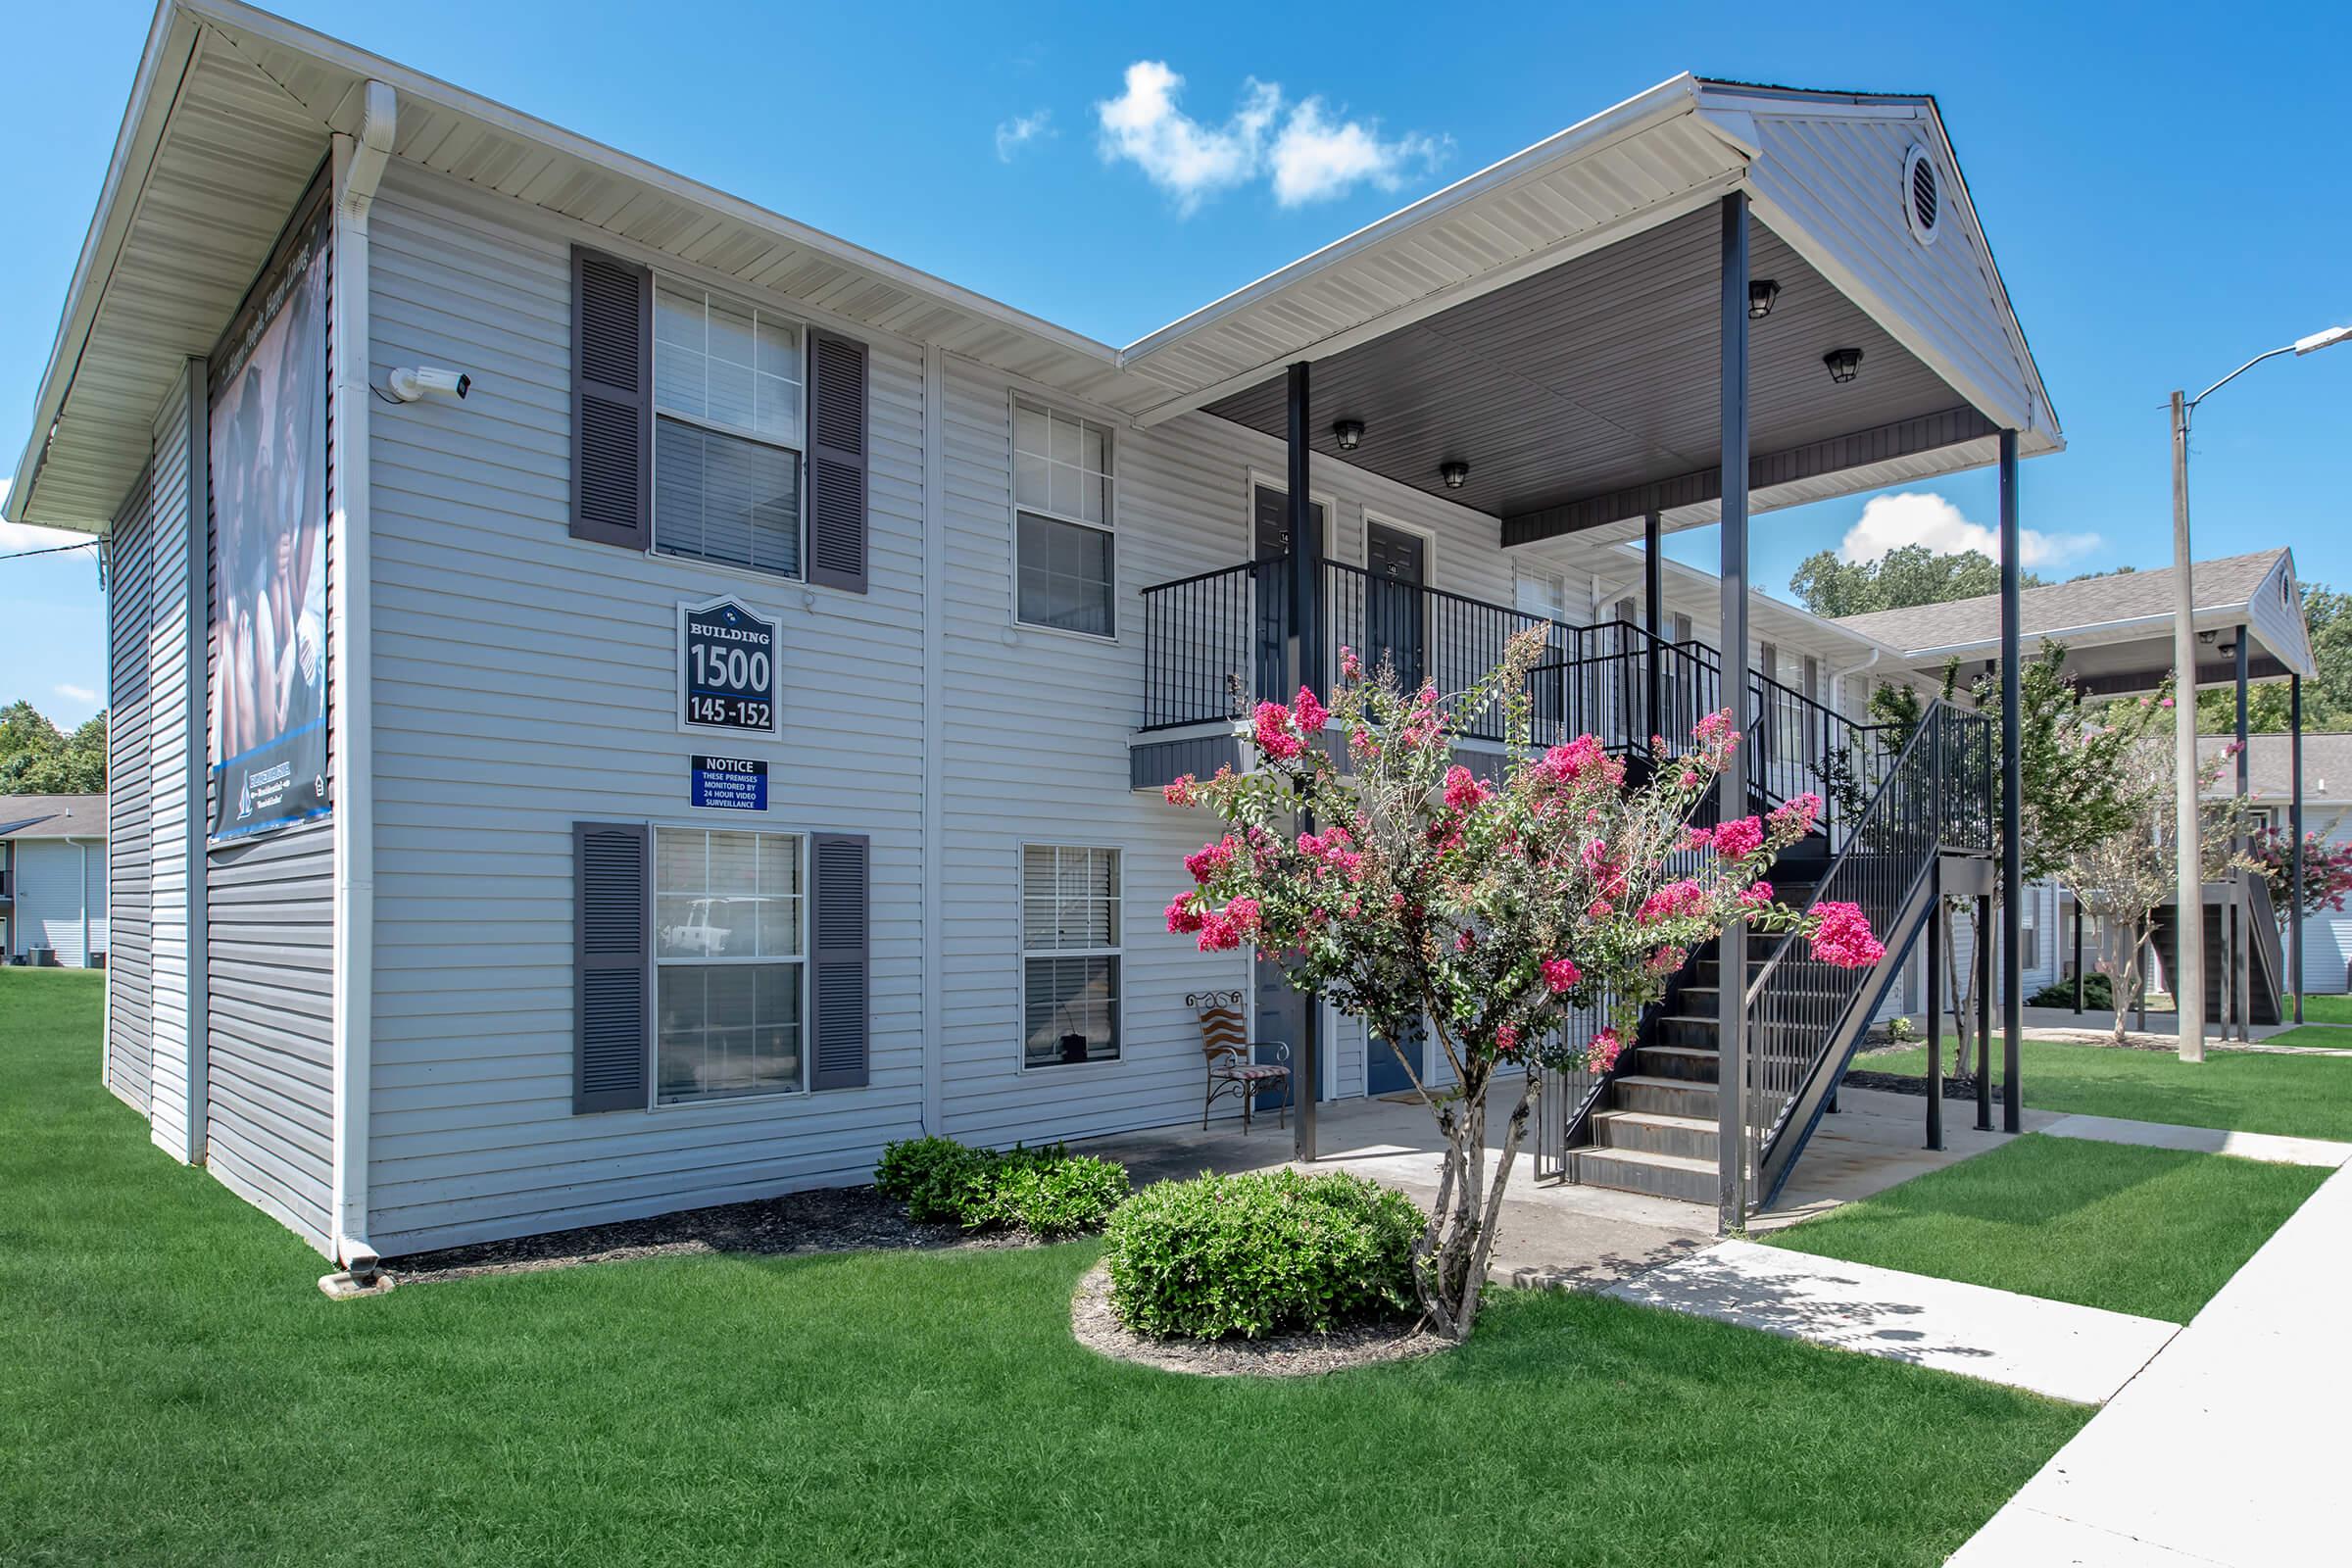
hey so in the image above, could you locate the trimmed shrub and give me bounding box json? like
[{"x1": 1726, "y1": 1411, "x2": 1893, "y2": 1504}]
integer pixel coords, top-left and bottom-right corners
[
  {"x1": 874, "y1": 1137, "x2": 1129, "y2": 1238},
  {"x1": 2029, "y1": 972, "x2": 2114, "y2": 1009},
  {"x1": 1102, "y1": 1168, "x2": 1421, "y2": 1341}
]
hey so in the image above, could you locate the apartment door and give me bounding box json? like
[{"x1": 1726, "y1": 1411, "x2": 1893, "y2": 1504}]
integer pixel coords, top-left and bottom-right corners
[
  {"x1": 1251, "y1": 485, "x2": 1327, "y2": 710},
  {"x1": 1363, "y1": 520, "x2": 1427, "y2": 692},
  {"x1": 1366, "y1": 1020, "x2": 1422, "y2": 1097}
]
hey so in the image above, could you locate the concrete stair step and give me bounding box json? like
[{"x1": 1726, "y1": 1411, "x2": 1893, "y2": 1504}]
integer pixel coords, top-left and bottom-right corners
[
  {"x1": 1590, "y1": 1107, "x2": 1718, "y2": 1161},
  {"x1": 1565, "y1": 1145, "x2": 1723, "y2": 1205},
  {"x1": 1611, "y1": 1074, "x2": 1719, "y2": 1118},
  {"x1": 1635, "y1": 1043, "x2": 1720, "y2": 1082}
]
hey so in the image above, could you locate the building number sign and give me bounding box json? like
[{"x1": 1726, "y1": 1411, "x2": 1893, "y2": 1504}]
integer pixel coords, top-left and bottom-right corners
[{"x1": 678, "y1": 597, "x2": 780, "y2": 736}]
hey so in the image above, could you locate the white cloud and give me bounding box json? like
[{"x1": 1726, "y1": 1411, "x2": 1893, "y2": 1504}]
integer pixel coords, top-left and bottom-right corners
[
  {"x1": 54, "y1": 683, "x2": 96, "y2": 704},
  {"x1": 994, "y1": 109, "x2": 1054, "y2": 163},
  {"x1": 1269, "y1": 98, "x2": 1447, "y2": 207},
  {"x1": 1837, "y1": 490, "x2": 2101, "y2": 570},
  {"x1": 1096, "y1": 61, "x2": 1444, "y2": 214}
]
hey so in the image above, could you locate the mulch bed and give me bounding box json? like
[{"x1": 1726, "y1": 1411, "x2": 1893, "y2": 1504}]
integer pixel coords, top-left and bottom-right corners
[
  {"x1": 386, "y1": 1185, "x2": 1034, "y2": 1285},
  {"x1": 1067, "y1": 1262, "x2": 1453, "y2": 1378}
]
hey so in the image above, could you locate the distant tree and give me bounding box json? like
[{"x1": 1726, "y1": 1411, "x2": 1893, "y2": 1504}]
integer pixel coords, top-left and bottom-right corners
[
  {"x1": 0, "y1": 701, "x2": 108, "y2": 794},
  {"x1": 2195, "y1": 583, "x2": 2351, "y2": 735},
  {"x1": 1788, "y1": 544, "x2": 2046, "y2": 619}
]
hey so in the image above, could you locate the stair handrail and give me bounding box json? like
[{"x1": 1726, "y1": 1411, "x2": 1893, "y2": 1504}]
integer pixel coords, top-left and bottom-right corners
[{"x1": 1737, "y1": 699, "x2": 1993, "y2": 1199}]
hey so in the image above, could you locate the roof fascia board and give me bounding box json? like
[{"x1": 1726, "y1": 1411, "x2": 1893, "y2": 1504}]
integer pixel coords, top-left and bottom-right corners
[
  {"x1": 1119, "y1": 73, "x2": 1709, "y2": 366},
  {"x1": 1891, "y1": 601, "x2": 2291, "y2": 662},
  {"x1": 184, "y1": 1, "x2": 1122, "y2": 365},
  {"x1": 5, "y1": 3, "x2": 200, "y2": 527},
  {"x1": 1127, "y1": 175, "x2": 1742, "y2": 429}
]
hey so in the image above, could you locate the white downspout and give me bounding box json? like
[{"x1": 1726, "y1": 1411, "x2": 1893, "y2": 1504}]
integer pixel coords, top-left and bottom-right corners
[
  {"x1": 326, "y1": 81, "x2": 394, "y2": 1289},
  {"x1": 1828, "y1": 646, "x2": 1882, "y2": 719}
]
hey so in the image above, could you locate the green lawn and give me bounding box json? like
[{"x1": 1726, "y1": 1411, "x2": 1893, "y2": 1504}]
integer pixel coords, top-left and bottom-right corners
[
  {"x1": 1857, "y1": 1037, "x2": 2352, "y2": 1140},
  {"x1": 2285, "y1": 994, "x2": 2352, "y2": 1028},
  {"x1": 0, "y1": 969, "x2": 2086, "y2": 1567},
  {"x1": 1761, "y1": 1134, "x2": 2327, "y2": 1323}
]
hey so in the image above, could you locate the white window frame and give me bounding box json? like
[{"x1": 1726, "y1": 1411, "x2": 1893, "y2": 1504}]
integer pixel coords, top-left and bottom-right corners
[
  {"x1": 649, "y1": 274, "x2": 811, "y2": 583},
  {"x1": 1015, "y1": 841, "x2": 1126, "y2": 1073},
  {"x1": 1010, "y1": 398, "x2": 1118, "y2": 642},
  {"x1": 649, "y1": 822, "x2": 811, "y2": 1108}
]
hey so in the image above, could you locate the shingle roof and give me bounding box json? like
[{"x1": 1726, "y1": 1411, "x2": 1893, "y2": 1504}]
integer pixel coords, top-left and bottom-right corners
[
  {"x1": 0, "y1": 794, "x2": 106, "y2": 840},
  {"x1": 1831, "y1": 550, "x2": 2285, "y2": 656},
  {"x1": 2198, "y1": 734, "x2": 2352, "y2": 805}
]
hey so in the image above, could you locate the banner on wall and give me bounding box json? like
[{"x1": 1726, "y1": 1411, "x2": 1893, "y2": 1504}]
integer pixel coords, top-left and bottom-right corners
[{"x1": 210, "y1": 202, "x2": 330, "y2": 843}]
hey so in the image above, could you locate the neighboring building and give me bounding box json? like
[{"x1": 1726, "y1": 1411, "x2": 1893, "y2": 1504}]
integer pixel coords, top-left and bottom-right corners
[
  {"x1": 8, "y1": 4, "x2": 2062, "y2": 1257},
  {"x1": 1834, "y1": 555, "x2": 2320, "y2": 1018},
  {"x1": 0, "y1": 795, "x2": 107, "y2": 967},
  {"x1": 2205, "y1": 732, "x2": 2352, "y2": 996}
]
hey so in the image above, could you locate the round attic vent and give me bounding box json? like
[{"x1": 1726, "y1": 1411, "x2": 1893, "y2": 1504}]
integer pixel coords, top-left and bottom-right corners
[{"x1": 1902, "y1": 145, "x2": 1942, "y2": 247}]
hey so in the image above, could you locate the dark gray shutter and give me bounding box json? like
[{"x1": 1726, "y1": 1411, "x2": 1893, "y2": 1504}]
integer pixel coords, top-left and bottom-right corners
[
  {"x1": 810, "y1": 832, "x2": 870, "y2": 1090},
  {"x1": 570, "y1": 245, "x2": 652, "y2": 549},
  {"x1": 806, "y1": 329, "x2": 868, "y2": 593},
  {"x1": 574, "y1": 821, "x2": 649, "y2": 1112}
]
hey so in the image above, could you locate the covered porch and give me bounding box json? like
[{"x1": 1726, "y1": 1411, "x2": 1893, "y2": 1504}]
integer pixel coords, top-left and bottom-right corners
[{"x1": 1116, "y1": 75, "x2": 2061, "y2": 1228}]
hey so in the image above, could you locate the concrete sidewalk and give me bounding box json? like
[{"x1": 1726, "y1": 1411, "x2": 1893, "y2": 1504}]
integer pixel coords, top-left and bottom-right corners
[
  {"x1": 1948, "y1": 1163, "x2": 2352, "y2": 1567},
  {"x1": 1602, "y1": 1240, "x2": 2177, "y2": 1404}
]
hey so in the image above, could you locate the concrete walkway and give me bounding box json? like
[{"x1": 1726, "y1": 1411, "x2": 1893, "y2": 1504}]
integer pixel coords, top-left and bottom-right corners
[
  {"x1": 1603, "y1": 1240, "x2": 2176, "y2": 1403},
  {"x1": 2040, "y1": 1111, "x2": 2352, "y2": 1169},
  {"x1": 1948, "y1": 1162, "x2": 2352, "y2": 1567}
]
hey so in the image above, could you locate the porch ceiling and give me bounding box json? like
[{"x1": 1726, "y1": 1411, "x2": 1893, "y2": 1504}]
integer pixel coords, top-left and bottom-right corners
[{"x1": 1202, "y1": 205, "x2": 1984, "y2": 537}]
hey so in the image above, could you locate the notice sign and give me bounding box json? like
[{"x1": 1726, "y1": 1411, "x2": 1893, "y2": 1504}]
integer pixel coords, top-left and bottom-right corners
[
  {"x1": 679, "y1": 597, "x2": 779, "y2": 736},
  {"x1": 691, "y1": 755, "x2": 768, "y2": 811}
]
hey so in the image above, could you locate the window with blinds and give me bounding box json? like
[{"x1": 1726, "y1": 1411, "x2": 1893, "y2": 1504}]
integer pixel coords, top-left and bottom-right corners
[{"x1": 1020, "y1": 844, "x2": 1121, "y2": 1067}]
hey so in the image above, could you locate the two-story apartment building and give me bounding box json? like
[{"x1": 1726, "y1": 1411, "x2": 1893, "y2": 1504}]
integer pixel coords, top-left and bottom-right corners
[{"x1": 10, "y1": 2, "x2": 2062, "y2": 1264}]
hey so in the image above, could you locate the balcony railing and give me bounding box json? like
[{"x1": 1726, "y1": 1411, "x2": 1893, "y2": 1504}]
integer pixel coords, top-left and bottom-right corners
[{"x1": 1140, "y1": 559, "x2": 1902, "y2": 845}]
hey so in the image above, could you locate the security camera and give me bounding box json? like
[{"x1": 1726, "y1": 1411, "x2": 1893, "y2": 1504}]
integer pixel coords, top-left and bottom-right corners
[{"x1": 387, "y1": 367, "x2": 472, "y2": 403}]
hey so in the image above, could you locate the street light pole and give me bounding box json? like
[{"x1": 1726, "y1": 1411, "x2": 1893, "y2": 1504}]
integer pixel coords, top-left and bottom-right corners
[{"x1": 2164, "y1": 323, "x2": 2351, "y2": 1064}]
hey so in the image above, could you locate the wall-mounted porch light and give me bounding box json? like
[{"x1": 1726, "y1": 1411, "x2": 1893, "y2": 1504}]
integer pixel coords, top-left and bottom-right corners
[
  {"x1": 1822, "y1": 347, "x2": 1863, "y2": 385},
  {"x1": 1440, "y1": 460, "x2": 1470, "y2": 490},
  {"x1": 1333, "y1": 418, "x2": 1365, "y2": 451},
  {"x1": 1748, "y1": 279, "x2": 1781, "y2": 319}
]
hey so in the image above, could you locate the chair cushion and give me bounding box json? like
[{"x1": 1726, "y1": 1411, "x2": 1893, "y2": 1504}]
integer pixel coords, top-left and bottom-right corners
[{"x1": 1215, "y1": 1063, "x2": 1289, "y2": 1082}]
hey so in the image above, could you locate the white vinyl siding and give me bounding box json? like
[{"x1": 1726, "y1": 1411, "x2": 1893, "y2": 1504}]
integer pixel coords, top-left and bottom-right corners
[{"x1": 363, "y1": 161, "x2": 926, "y2": 1253}]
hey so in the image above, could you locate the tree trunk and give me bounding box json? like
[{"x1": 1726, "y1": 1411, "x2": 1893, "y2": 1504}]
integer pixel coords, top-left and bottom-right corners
[{"x1": 1407, "y1": 1061, "x2": 1542, "y2": 1342}]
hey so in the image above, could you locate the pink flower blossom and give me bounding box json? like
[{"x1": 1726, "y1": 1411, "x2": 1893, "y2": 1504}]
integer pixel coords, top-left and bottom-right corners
[
  {"x1": 1645, "y1": 944, "x2": 1687, "y2": 974},
  {"x1": 1340, "y1": 645, "x2": 1364, "y2": 681},
  {"x1": 2160, "y1": 697, "x2": 2176, "y2": 710},
  {"x1": 1692, "y1": 710, "x2": 1733, "y2": 745},
  {"x1": 1184, "y1": 837, "x2": 1238, "y2": 883},
  {"x1": 1710, "y1": 816, "x2": 1766, "y2": 860},
  {"x1": 1252, "y1": 701, "x2": 1306, "y2": 760},
  {"x1": 1541, "y1": 956, "x2": 1582, "y2": 993},
  {"x1": 1539, "y1": 734, "x2": 1615, "y2": 785},
  {"x1": 1637, "y1": 879, "x2": 1707, "y2": 924},
  {"x1": 1807, "y1": 901, "x2": 1886, "y2": 970},
  {"x1": 1163, "y1": 894, "x2": 1203, "y2": 934},
  {"x1": 1768, "y1": 793, "x2": 1822, "y2": 835},
  {"x1": 1195, "y1": 911, "x2": 1241, "y2": 952},
  {"x1": 1226, "y1": 898, "x2": 1263, "y2": 937},
  {"x1": 1586, "y1": 898, "x2": 1613, "y2": 918},
  {"x1": 1444, "y1": 764, "x2": 1492, "y2": 811},
  {"x1": 1580, "y1": 837, "x2": 1613, "y2": 874},
  {"x1": 1348, "y1": 728, "x2": 1382, "y2": 762},
  {"x1": 1678, "y1": 769, "x2": 1700, "y2": 789},
  {"x1": 1162, "y1": 774, "x2": 1199, "y2": 807},
  {"x1": 1455, "y1": 929, "x2": 1476, "y2": 954},
  {"x1": 1739, "y1": 881, "x2": 1775, "y2": 910},
  {"x1": 1685, "y1": 825, "x2": 1714, "y2": 852},
  {"x1": 1293, "y1": 686, "x2": 1329, "y2": 733},
  {"x1": 1495, "y1": 1022, "x2": 1522, "y2": 1055},
  {"x1": 1589, "y1": 1027, "x2": 1622, "y2": 1072}
]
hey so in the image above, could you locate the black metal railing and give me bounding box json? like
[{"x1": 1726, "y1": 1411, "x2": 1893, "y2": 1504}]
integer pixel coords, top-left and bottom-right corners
[{"x1": 1740, "y1": 701, "x2": 1993, "y2": 1196}]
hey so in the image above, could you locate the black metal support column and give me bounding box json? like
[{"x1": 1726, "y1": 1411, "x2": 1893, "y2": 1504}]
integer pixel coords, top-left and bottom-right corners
[
  {"x1": 2232, "y1": 628, "x2": 2251, "y2": 1041},
  {"x1": 1714, "y1": 192, "x2": 1752, "y2": 1233},
  {"x1": 1926, "y1": 862, "x2": 1944, "y2": 1150},
  {"x1": 1286, "y1": 360, "x2": 1321, "y2": 1163},
  {"x1": 1975, "y1": 893, "x2": 1993, "y2": 1131},
  {"x1": 2293, "y1": 674, "x2": 2306, "y2": 1024},
  {"x1": 2073, "y1": 898, "x2": 2085, "y2": 1013},
  {"x1": 1998, "y1": 428, "x2": 2023, "y2": 1133},
  {"x1": 1643, "y1": 508, "x2": 1664, "y2": 746}
]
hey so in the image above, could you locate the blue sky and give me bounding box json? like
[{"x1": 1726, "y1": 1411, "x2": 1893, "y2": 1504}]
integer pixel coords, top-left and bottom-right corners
[{"x1": 4, "y1": 0, "x2": 2349, "y2": 729}]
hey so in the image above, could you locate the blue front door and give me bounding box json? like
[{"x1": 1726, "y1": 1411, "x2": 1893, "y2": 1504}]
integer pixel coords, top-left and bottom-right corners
[{"x1": 1367, "y1": 1021, "x2": 1420, "y2": 1097}]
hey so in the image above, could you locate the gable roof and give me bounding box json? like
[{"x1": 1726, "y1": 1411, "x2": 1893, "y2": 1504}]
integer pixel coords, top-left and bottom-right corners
[
  {"x1": 0, "y1": 795, "x2": 107, "y2": 840},
  {"x1": 1829, "y1": 550, "x2": 2305, "y2": 667},
  {"x1": 2198, "y1": 734, "x2": 2352, "y2": 806},
  {"x1": 7, "y1": 3, "x2": 2062, "y2": 543}
]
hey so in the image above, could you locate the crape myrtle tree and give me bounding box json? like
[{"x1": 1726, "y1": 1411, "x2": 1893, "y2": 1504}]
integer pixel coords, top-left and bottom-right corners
[
  {"x1": 1162, "y1": 628, "x2": 1885, "y2": 1341},
  {"x1": 2248, "y1": 824, "x2": 2352, "y2": 932},
  {"x1": 2061, "y1": 723, "x2": 2258, "y2": 1043}
]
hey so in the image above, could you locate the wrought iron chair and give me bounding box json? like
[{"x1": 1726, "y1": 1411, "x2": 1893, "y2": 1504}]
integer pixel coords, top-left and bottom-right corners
[{"x1": 1190, "y1": 989, "x2": 1292, "y2": 1132}]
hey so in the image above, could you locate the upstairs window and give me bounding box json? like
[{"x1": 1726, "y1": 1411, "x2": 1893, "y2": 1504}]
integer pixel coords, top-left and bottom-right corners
[
  {"x1": 1013, "y1": 401, "x2": 1115, "y2": 638},
  {"x1": 653, "y1": 280, "x2": 806, "y2": 578}
]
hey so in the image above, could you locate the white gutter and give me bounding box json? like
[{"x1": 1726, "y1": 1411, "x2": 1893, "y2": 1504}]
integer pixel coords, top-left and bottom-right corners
[{"x1": 325, "y1": 80, "x2": 392, "y2": 1287}]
